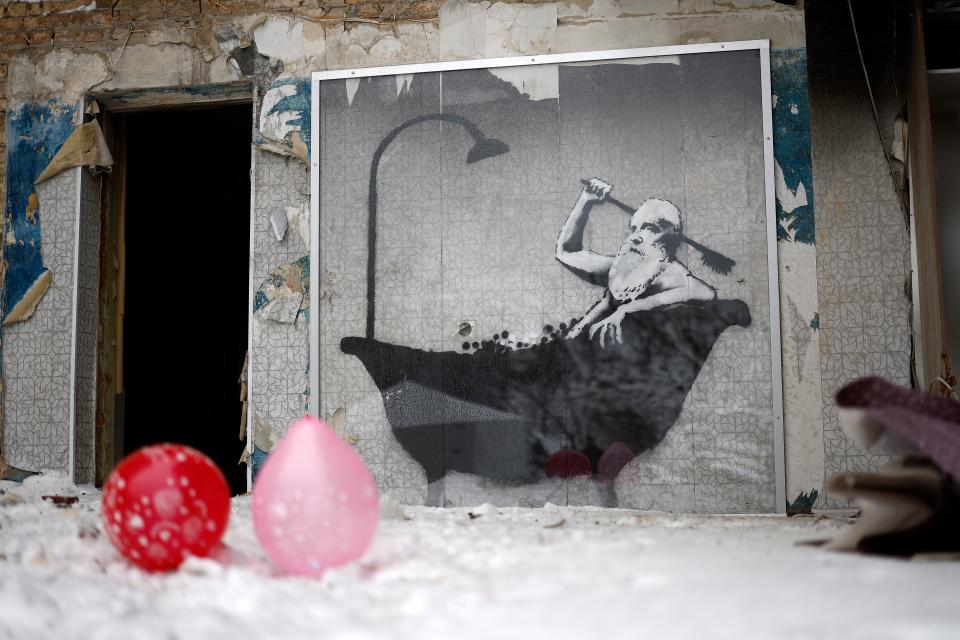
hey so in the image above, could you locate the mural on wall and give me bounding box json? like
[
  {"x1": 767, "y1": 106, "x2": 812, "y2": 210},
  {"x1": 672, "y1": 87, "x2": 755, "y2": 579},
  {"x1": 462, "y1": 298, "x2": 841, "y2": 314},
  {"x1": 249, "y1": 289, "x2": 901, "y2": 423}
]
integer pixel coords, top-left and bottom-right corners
[
  {"x1": 343, "y1": 172, "x2": 750, "y2": 484},
  {"x1": 318, "y1": 49, "x2": 778, "y2": 510}
]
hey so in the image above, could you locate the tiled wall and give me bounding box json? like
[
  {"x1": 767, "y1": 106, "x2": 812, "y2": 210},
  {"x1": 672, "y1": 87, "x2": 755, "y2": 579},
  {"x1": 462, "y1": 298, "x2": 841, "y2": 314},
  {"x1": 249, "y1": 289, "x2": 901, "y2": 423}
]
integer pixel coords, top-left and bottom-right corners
[
  {"x1": 73, "y1": 168, "x2": 101, "y2": 484},
  {"x1": 3, "y1": 169, "x2": 77, "y2": 473},
  {"x1": 807, "y1": 0, "x2": 911, "y2": 503},
  {"x1": 250, "y1": 149, "x2": 310, "y2": 468}
]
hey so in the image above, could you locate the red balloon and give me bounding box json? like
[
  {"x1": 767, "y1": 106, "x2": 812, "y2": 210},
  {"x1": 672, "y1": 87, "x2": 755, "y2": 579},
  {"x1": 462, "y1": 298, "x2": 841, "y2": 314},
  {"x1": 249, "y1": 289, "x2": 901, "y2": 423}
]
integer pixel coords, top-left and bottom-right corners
[
  {"x1": 102, "y1": 444, "x2": 231, "y2": 572},
  {"x1": 545, "y1": 449, "x2": 592, "y2": 478}
]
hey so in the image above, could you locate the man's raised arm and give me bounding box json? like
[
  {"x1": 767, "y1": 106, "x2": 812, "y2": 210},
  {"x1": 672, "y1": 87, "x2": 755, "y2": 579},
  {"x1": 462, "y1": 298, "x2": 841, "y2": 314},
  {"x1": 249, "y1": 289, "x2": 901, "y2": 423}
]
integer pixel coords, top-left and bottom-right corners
[{"x1": 555, "y1": 178, "x2": 615, "y2": 285}]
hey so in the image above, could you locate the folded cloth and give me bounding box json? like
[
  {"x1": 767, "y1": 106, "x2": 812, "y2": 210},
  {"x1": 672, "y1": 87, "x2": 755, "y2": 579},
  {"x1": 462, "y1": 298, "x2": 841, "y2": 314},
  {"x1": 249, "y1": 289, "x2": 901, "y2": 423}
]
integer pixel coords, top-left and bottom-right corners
[
  {"x1": 820, "y1": 378, "x2": 960, "y2": 557},
  {"x1": 836, "y1": 376, "x2": 960, "y2": 480},
  {"x1": 825, "y1": 458, "x2": 960, "y2": 557}
]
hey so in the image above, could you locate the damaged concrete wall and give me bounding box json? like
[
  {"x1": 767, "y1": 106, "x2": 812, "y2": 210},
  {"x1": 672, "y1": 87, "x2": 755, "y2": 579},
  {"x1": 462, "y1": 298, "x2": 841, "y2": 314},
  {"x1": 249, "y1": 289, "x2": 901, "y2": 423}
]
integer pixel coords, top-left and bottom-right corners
[
  {"x1": 0, "y1": 0, "x2": 881, "y2": 507},
  {"x1": 250, "y1": 150, "x2": 310, "y2": 478}
]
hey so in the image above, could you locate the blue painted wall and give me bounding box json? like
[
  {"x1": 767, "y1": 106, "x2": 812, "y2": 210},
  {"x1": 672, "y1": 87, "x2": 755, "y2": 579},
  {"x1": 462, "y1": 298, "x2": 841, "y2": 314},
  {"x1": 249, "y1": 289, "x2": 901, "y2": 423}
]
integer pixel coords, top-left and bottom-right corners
[
  {"x1": 257, "y1": 77, "x2": 312, "y2": 158},
  {"x1": 771, "y1": 48, "x2": 815, "y2": 244},
  {"x1": 3, "y1": 100, "x2": 77, "y2": 319}
]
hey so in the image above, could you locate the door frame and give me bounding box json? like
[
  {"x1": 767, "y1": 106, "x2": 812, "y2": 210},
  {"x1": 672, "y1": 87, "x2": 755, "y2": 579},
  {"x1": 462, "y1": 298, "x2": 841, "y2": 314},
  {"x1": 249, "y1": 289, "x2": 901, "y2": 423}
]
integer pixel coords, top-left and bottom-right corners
[{"x1": 89, "y1": 82, "x2": 256, "y2": 487}]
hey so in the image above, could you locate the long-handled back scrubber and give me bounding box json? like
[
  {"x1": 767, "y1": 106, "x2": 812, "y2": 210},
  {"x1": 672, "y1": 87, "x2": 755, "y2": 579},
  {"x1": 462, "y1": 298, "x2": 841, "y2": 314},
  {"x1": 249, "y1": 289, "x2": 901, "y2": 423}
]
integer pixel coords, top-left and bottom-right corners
[{"x1": 579, "y1": 180, "x2": 736, "y2": 275}]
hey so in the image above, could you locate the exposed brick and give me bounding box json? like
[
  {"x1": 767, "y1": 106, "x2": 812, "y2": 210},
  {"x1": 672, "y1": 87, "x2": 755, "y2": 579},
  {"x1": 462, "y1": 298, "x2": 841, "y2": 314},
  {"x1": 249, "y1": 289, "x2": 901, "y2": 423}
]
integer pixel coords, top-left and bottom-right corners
[
  {"x1": 108, "y1": 25, "x2": 135, "y2": 41},
  {"x1": 55, "y1": 28, "x2": 104, "y2": 43},
  {"x1": 0, "y1": 31, "x2": 29, "y2": 49},
  {"x1": 164, "y1": 0, "x2": 201, "y2": 17},
  {"x1": 115, "y1": 0, "x2": 165, "y2": 22},
  {"x1": 27, "y1": 31, "x2": 55, "y2": 46},
  {"x1": 5, "y1": 4, "x2": 28, "y2": 18},
  {"x1": 20, "y1": 16, "x2": 44, "y2": 31},
  {"x1": 71, "y1": 11, "x2": 114, "y2": 28},
  {"x1": 0, "y1": 64, "x2": 7, "y2": 80},
  {"x1": 54, "y1": 29, "x2": 83, "y2": 42}
]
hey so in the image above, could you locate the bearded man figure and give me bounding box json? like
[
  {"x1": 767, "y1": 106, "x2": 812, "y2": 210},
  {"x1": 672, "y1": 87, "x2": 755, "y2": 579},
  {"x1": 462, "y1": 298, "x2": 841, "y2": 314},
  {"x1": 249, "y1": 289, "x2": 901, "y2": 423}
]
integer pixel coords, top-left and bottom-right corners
[{"x1": 556, "y1": 178, "x2": 717, "y2": 347}]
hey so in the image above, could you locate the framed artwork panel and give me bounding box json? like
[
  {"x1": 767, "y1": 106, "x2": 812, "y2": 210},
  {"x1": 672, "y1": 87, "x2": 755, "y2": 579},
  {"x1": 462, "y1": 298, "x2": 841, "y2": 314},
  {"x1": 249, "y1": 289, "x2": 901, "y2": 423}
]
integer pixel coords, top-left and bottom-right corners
[{"x1": 310, "y1": 41, "x2": 785, "y2": 512}]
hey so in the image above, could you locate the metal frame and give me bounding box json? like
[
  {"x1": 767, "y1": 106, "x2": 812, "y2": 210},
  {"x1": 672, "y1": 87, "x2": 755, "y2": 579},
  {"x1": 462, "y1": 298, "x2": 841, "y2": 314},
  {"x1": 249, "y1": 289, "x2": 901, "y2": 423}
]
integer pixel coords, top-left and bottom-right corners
[
  {"x1": 246, "y1": 86, "x2": 258, "y2": 492},
  {"x1": 67, "y1": 166, "x2": 83, "y2": 482},
  {"x1": 309, "y1": 40, "x2": 786, "y2": 512}
]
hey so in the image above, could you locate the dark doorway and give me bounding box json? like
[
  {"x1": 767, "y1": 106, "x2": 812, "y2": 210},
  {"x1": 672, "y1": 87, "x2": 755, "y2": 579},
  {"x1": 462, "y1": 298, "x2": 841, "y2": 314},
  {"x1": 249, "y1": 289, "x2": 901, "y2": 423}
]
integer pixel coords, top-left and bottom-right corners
[{"x1": 121, "y1": 104, "x2": 251, "y2": 494}]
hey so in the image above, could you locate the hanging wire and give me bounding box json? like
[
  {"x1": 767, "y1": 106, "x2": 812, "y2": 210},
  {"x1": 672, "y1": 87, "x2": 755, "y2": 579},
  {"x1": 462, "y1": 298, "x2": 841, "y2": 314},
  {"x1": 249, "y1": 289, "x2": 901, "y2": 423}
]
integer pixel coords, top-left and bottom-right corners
[{"x1": 847, "y1": 0, "x2": 911, "y2": 229}]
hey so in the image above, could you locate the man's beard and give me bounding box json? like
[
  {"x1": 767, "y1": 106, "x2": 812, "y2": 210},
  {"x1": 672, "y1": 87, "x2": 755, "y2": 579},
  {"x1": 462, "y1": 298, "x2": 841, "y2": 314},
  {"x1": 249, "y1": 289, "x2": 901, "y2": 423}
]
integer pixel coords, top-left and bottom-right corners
[{"x1": 616, "y1": 238, "x2": 666, "y2": 259}]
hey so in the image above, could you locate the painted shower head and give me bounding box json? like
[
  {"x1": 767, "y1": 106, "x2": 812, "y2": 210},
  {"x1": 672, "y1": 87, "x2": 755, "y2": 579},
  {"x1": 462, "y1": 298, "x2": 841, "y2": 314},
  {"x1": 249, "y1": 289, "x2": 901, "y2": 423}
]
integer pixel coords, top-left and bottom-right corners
[{"x1": 466, "y1": 136, "x2": 510, "y2": 164}]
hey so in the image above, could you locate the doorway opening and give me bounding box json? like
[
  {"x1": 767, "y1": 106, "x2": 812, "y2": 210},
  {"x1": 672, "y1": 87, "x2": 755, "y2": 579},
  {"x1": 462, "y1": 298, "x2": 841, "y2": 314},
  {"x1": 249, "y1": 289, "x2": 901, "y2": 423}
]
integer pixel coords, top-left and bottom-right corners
[{"x1": 110, "y1": 104, "x2": 252, "y2": 495}]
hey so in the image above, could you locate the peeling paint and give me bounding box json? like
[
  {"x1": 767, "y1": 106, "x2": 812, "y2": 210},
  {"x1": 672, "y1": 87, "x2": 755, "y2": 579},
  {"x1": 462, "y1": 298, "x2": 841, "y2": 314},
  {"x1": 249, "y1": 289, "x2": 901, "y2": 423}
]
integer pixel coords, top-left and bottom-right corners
[
  {"x1": 485, "y1": 2, "x2": 558, "y2": 57},
  {"x1": 786, "y1": 488, "x2": 818, "y2": 516},
  {"x1": 439, "y1": 0, "x2": 557, "y2": 59},
  {"x1": 253, "y1": 17, "x2": 306, "y2": 65},
  {"x1": 96, "y1": 44, "x2": 204, "y2": 92},
  {"x1": 251, "y1": 16, "x2": 325, "y2": 74},
  {"x1": 2, "y1": 270, "x2": 51, "y2": 326},
  {"x1": 774, "y1": 157, "x2": 807, "y2": 216},
  {"x1": 34, "y1": 120, "x2": 113, "y2": 185},
  {"x1": 270, "y1": 209, "x2": 288, "y2": 241},
  {"x1": 253, "y1": 255, "x2": 309, "y2": 324},
  {"x1": 559, "y1": 0, "x2": 623, "y2": 20},
  {"x1": 285, "y1": 203, "x2": 310, "y2": 247},
  {"x1": 24, "y1": 194, "x2": 39, "y2": 224},
  {"x1": 345, "y1": 78, "x2": 361, "y2": 105},
  {"x1": 324, "y1": 22, "x2": 439, "y2": 69},
  {"x1": 3, "y1": 100, "x2": 77, "y2": 324},
  {"x1": 771, "y1": 48, "x2": 815, "y2": 244},
  {"x1": 0, "y1": 454, "x2": 39, "y2": 482},
  {"x1": 489, "y1": 65, "x2": 559, "y2": 102},
  {"x1": 258, "y1": 78, "x2": 311, "y2": 162},
  {"x1": 251, "y1": 443, "x2": 270, "y2": 480},
  {"x1": 777, "y1": 235, "x2": 824, "y2": 504},
  {"x1": 770, "y1": 49, "x2": 823, "y2": 501},
  {"x1": 439, "y1": 0, "x2": 488, "y2": 58},
  {"x1": 9, "y1": 51, "x2": 110, "y2": 103},
  {"x1": 395, "y1": 74, "x2": 414, "y2": 97}
]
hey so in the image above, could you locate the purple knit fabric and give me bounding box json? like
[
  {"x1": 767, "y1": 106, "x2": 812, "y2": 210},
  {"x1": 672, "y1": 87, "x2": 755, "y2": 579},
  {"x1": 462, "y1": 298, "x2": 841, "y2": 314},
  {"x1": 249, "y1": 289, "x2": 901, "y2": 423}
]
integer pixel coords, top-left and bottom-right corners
[{"x1": 836, "y1": 377, "x2": 960, "y2": 480}]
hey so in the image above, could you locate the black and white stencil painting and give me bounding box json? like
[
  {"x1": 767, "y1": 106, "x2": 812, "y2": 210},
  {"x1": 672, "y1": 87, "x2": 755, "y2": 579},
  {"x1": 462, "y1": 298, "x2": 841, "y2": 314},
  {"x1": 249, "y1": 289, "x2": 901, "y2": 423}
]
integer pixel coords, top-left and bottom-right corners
[{"x1": 318, "y1": 50, "x2": 777, "y2": 512}]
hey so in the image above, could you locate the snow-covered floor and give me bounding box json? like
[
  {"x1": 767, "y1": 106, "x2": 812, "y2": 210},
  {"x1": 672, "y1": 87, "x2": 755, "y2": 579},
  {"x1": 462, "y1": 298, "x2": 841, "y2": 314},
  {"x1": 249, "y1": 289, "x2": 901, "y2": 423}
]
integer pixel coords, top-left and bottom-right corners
[{"x1": 2, "y1": 474, "x2": 959, "y2": 640}]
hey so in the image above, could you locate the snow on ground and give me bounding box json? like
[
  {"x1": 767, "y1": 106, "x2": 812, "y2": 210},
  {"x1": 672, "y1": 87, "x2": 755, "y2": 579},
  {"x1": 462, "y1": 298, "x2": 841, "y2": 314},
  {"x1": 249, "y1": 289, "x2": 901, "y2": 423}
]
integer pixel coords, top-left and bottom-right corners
[{"x1": 2, "y1": 473, "x2": 960, "y2": 640}]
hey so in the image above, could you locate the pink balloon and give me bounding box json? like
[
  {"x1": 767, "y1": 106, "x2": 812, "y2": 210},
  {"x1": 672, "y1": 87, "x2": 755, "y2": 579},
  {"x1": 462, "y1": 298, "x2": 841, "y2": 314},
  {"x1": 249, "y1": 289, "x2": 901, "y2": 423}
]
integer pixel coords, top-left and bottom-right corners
[
  {"x1": 598, "y1": 442, "x2": 635, "y2": 483},
  {"x1": 252, "y1": 415, "x2": 379, "y2": 576}
]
